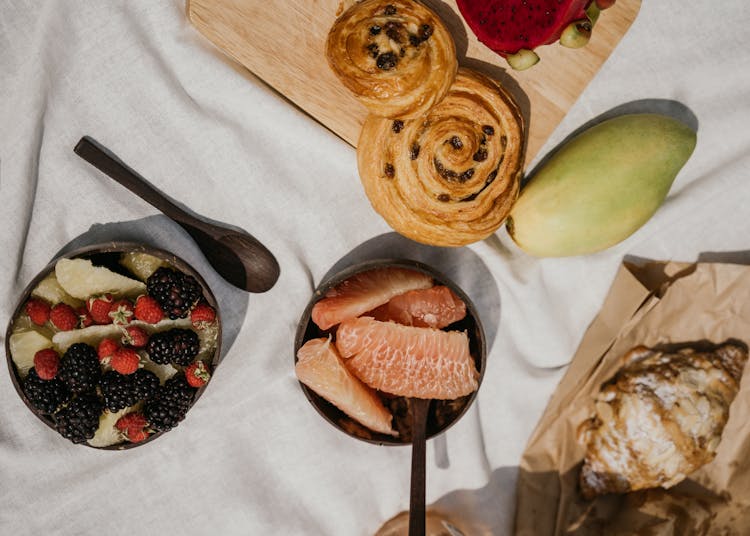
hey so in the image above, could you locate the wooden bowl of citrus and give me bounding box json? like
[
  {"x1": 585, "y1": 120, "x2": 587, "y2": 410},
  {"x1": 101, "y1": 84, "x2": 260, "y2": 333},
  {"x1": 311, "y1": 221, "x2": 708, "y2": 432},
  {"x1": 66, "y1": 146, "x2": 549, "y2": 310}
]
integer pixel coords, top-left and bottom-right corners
[{"x1": 294, "y1": 259, "x2": 486, "y2": 445}]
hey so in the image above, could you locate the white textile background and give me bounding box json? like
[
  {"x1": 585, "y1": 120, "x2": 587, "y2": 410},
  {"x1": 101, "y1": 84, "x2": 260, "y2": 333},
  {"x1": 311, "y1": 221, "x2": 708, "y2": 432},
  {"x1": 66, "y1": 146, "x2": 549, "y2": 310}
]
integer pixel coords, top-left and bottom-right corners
[{"x1": 1, "y1": 1, "x2": 749, "y2": 534}]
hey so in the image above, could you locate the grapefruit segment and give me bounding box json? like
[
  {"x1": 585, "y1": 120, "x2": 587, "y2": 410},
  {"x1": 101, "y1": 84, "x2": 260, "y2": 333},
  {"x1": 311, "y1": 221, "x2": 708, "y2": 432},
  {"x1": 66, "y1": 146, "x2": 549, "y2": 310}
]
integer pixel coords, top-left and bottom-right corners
[
  {"x1": 368, "y1": 286, "x2": 467, "y2": 329},
  {"x1": 311, "y1": 267, "x2": 433, "y2": 330},
  {"x1": 295, "y1": 337, "x2": 397, "y2": 436},
  {"x1": 336, "y1": 317, "x2": 478, "y2": 400}
]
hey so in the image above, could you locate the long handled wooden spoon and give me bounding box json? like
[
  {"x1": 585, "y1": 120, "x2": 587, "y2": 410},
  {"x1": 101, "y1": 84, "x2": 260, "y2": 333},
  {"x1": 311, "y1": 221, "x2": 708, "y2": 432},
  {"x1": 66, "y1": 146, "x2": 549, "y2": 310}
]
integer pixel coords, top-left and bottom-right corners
[
  {"x1": 74, "y1": 136, "x2": 280, "y2": 293},
  {"x1": 409, "y1": 398, "x2": 430, "y2": 536}
]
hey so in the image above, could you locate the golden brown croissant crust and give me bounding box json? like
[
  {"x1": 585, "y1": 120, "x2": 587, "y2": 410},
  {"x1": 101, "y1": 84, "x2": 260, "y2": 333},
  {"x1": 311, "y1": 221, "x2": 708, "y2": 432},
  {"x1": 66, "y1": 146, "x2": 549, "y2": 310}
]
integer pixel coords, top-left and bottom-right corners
[
  {"x1": 578, "y1": 343, "x2": 748, "y2": 500},
  {"x1": 356, "y1": 68, "x2": 525, "y2": 246},
  {"x1": 326, "y1": 0, "x2": 457, "y2": 119}
]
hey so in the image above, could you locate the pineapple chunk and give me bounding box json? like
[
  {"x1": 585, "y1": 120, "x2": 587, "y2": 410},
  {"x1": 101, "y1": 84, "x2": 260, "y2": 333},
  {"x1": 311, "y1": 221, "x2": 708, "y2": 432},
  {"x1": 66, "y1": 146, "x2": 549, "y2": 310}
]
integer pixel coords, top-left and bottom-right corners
[
  {"x1": 31, "y1": 272, "x2": 84, "y2": 308},
  {"x1": 55, "y1": 258, "x2": 146, "y2": 300},
  {"x1": 52, "y1": 324, "x2": 124, "y2": 352},
  {"x1": 142, "y1": 360, "x2": 178, "y2": 384},
  {"x1": 196, "y1": 321, "x2": 219, "y2": 361},
  {"x1": 9, "y1": 330, "x2": 53, "y2": 378},
  {"x1": 119, "y1": 251, "x2": 165, "y2": 281},
  {"x1": 52, "y1": 318, "x2": 192, "y2": 352},
  {"x1": 87, "y1": 407, "x2": 130, "y2": 448}
]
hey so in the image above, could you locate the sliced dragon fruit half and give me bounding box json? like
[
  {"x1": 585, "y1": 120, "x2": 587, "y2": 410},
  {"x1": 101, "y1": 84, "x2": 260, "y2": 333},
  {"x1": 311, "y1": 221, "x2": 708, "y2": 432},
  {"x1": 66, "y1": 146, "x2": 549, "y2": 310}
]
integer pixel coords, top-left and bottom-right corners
[{"x1": 456, "y1": 0, "x2": 615, "y2": 70}]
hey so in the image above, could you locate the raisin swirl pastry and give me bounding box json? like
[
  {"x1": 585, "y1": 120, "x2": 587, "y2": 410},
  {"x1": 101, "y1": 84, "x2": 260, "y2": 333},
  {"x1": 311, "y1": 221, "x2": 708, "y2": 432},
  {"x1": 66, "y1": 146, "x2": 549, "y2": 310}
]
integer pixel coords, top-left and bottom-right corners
[
  {"x1": 578, "y1": 343, "x2": 748, "y2": 499},
  {"x1": 326, "y1": 0, "x2": 457, "y2": 119},
  {"x1": 357, "y1": 68, "x2": 525, "y2": 246}
]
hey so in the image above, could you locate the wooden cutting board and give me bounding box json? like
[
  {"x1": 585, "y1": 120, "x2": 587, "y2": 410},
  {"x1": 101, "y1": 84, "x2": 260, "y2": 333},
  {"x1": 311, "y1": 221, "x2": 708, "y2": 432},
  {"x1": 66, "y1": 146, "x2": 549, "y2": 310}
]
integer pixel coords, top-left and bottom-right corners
[{"x1": 187, "y1": 0, "x2": 641, "y2": 167}]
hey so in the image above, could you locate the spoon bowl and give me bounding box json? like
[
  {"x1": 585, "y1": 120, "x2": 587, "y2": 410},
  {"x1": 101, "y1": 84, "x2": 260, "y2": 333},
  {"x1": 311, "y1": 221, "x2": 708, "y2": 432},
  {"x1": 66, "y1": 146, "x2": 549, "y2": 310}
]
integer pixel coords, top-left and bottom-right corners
[
  {"x1": 74, "y1": 136, "x2": 280, "y2": 293},
  {"x1": 178, "y1": 222, "x2": 280, "y2": 293}
]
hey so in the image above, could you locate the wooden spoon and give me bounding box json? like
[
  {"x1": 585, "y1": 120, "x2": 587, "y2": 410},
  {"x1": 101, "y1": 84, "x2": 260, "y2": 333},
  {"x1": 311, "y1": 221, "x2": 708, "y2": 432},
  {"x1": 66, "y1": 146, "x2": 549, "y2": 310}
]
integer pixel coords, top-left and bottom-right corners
[
  {"x1": 409, "y1": 397, "x2": 430, "y2": 536},
  {"x1": 74, "y1": 136, "x2": 280, "y2": 293}
]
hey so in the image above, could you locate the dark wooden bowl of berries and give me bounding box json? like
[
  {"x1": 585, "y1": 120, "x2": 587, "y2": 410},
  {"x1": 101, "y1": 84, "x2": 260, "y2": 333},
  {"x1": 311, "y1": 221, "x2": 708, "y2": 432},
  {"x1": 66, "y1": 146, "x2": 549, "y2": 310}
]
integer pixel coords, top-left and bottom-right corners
[{"x1": 5, "y1": 242, "x2": 221, "y2": 449}]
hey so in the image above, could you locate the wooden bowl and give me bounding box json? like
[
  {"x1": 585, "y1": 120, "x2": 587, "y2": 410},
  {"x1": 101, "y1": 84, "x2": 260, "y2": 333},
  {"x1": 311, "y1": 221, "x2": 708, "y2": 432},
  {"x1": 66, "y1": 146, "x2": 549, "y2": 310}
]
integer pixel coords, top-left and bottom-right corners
[
  {"x1": 294, "y1": 259, "x2": 486, "y2": 446},
  {"x1": 5, "y1": 242, "x2": 222, "y2": 450}
]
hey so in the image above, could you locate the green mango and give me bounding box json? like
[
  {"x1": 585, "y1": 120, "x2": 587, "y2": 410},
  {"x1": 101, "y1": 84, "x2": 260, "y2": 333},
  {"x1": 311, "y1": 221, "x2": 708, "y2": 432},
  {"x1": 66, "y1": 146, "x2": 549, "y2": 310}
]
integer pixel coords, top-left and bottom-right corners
[{"x1": 506, "y1": 113, "x2": 697, "y2": 257}]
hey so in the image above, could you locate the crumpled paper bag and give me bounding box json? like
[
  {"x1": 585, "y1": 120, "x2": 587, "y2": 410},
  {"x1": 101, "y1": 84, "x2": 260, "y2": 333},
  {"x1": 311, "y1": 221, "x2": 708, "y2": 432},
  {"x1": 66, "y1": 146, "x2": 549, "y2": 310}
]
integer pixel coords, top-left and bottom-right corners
[{"x1": 515, "y1": 261, "x2": 750, "y2": 536}]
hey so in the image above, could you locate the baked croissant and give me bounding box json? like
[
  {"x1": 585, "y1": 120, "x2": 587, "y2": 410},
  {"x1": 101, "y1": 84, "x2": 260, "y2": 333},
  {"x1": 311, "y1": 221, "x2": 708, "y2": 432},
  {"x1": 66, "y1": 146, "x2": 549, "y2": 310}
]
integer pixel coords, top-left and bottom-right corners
[
  {"x1": 326, "y1": 0, "x2": 457, "y2": 119},
  {"x1": 578, "y1": 343, "x2": 748, "y2": 499},
  {"x1": 357, "y1": 68, "x2": 525, "y2": 246}
]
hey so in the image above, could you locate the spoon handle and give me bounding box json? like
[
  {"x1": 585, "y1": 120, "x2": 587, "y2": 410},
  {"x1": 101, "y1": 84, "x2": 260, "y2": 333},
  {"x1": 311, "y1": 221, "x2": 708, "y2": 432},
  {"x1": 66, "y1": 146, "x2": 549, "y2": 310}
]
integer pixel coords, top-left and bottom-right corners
[
  {"x1": 74, "y1": 136, "x2": 198, "y2": 230},
  {"x1": 409, "y1": 398, "x2": 430, "y2": 536}
]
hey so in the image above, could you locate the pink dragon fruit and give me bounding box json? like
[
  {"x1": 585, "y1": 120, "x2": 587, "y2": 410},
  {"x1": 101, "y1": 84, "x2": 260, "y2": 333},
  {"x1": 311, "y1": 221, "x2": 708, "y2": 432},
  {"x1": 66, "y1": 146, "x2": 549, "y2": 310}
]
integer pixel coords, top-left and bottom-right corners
[{"x1": 456, "y1": 0, "x2": 616, "y2": 70}]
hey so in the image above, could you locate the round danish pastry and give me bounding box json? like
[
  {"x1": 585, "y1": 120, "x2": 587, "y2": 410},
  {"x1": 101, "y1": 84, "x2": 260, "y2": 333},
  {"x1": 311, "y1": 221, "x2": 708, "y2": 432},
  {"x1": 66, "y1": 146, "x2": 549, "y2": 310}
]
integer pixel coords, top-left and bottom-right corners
[
  {"x1": 326, "y1": 0, "x2": 457, "y2": 119},
  {"x1": 357, "y1": 68, "x2": 526, "y2": 246}
]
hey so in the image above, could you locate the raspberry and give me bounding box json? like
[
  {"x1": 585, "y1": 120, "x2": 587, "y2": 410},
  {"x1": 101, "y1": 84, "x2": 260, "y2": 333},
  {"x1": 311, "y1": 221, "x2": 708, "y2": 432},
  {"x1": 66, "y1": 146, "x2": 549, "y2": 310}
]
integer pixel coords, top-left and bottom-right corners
[
  {"x1": 87, "y1": 294, "x2": 113, "y2": 324},
  {"x1": 115, "y1": 412, "x2": 148, "y2": 432},
  {"x1": 97, "y1": 338, "x2": 119, "y2": 364},
  {"x1": 134, "y1": 295, "x2": 164, "y2": 324},
  {"x1": 50, "y1": 303, "x2": 79, "y2": 331},
  {"x1": 185, "y1": 361, "x2": 211, "y2": 387},
  {"x1": 191, "y1": 303, "x2": 216, "y2": 328},
  {"x1": 121, "y1": 325, "x2": 148, "y2": 348},
  {"x1": 126, "y1": 428, "x2": 149, "y2": 442},
  {"x1": 33, "y1": 348, "x2": 61, "y2": 380},
  {"x1": 77, "y1": 306, "x2": 94, "y2": 328},
  {"x1": 25, "y1": 298, "x2": 50, "y2": 325},
  {"x1": 115, "y1": 412, "x2": 150, "y2": 443},
  {"x1": 111, "y1": 347, "x2": 140, "y2": 375},
  {"x1": 109, "y1": 299, "x2": 134, "y2": 326}
]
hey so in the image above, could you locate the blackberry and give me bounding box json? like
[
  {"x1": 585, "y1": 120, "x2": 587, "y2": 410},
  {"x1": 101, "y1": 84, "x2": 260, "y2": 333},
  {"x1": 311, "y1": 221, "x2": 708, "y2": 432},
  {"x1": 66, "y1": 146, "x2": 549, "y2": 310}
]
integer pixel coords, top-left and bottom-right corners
[
  {"x1": 146, "y1": 267, "x2": 203, "y2": 319},
  {"x1": 54, "y1": 393, "x2": 104, "y2": 443},
  {"x1": 146, "y1": 328, "x2": 200, "y2": 366},
  {"x1": 99, "y1": 371, "x2": 138, "y2": 411},
  {"x1": 58, "y1": 343, "x2": 102, "y2": 393},
  {"x1": 23, "y1": 368, "x2": 72, "y2": 414},
  {"x1": 131, "y1": 369, "x2": 159, "y2": 400},
  {"x1": 144, "y1": 375, "x2": 196, "y2": 431}
]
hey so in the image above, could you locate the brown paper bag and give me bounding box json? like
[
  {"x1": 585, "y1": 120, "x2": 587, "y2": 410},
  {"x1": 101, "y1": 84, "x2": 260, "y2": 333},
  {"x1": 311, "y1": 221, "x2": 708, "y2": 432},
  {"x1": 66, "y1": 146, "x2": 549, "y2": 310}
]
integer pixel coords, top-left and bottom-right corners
[{"x1": 515, "y1": 262, "x2": 750, "y2": 536}]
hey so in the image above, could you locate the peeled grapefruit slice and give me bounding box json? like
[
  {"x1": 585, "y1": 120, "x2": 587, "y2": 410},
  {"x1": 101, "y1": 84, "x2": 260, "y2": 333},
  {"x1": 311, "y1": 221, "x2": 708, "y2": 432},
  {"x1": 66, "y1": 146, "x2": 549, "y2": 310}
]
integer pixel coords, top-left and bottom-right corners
[
  {"x1": 336, "y1": 317, "x2": 478, "y2": 400},
  {"x1": 368, "y1": 286, "x2": 467, "y2": 329},
  {"x1": 311, "y1": 267, "x2": 433, "y2": 331},
  {"x1": 295, "y1": 337, "x2": 397, "y2": 436}
]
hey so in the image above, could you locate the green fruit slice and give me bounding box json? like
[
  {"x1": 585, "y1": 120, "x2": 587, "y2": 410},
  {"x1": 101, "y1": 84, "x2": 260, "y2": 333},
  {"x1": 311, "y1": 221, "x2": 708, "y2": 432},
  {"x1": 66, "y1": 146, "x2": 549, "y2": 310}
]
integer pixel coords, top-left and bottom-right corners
[
  {"x1": 9, "y1": 330, "x2": 53, "y2": 378},
  {"x1": 55, "y1": 258, "x2": 146, "y2": 300},
  {"x1": 506, "y1": 49, "x2": 540, "y2": 71},
  {"x1": 31, "y1": 272, "x2": 84, "y2": 308},
  {"x1": 87, "y1": 407, "x2": 130, "y2": 448},
  {"x1": 142, "y1": 361, "x2": 178, "y2": 384},
  {"x1": 51, "y1": 318, "x2": 192, "y2": 352},
  {"x1": 119, "y1": 252, "x2": 165, "y2": 281}
]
